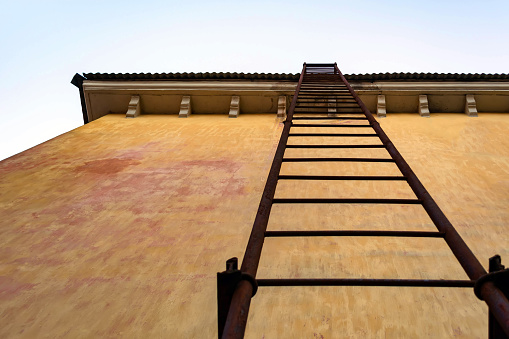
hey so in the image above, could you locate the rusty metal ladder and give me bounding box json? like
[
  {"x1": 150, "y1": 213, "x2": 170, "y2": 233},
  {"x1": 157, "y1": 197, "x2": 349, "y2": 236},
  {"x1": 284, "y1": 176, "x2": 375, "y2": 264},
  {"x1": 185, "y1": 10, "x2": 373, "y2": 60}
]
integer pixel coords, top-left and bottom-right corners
[{"x1": 217, "y1": 63, "x2": 509, "y2": 338}]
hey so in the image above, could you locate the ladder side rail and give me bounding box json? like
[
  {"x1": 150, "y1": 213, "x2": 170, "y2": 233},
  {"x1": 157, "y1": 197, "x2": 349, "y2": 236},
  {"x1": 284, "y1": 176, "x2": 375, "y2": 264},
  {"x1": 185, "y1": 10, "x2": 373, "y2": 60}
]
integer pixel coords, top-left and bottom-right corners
[
  {"x1": 220, "y1": 63, "x2": 308, "y2": 339},
  {"x1": 334, "y1": 64, "x2": 509, "y2": 336}
]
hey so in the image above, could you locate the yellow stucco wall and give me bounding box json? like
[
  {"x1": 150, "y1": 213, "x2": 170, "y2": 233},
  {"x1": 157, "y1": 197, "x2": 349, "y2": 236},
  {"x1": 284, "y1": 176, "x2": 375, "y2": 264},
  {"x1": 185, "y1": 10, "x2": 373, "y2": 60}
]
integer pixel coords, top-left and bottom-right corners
[{"x1": 0, "y1": 113, "x2": 508, "y2": 338}]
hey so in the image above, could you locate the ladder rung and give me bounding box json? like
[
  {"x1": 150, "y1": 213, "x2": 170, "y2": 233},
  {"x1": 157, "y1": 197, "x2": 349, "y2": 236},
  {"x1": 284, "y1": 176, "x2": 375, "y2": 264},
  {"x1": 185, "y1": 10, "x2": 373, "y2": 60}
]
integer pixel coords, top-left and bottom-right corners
[
  {"x1": 299, "y1": 93, "x2": 350, "y2": 96},
  {"x1": 289, "y1": 133, "x2": 378, "y2": 137},
  {"x1": 298, "y1": 97, "x2": 353, "y2": 99},
  {"x1": 295, "y1": 107, "x2": 362, "y2": 110},
  {"x1": 296, "y1": 103, "x2": 359, "y2": 105},
  {"x1": 299, "y1": 90, "x2": 349, "y2": 92},
  {"x1": 298, "y1": 96, "x2": 354, "y2": 98},
  {"x1": 296, "y1": 97, "x2": 356, "y2": 99},
  {"x1": 295, "y1": 109, "x2": 363, "y2": 111},
  {"x1": 299, "y1": 88, "x2": 348, "y2": 91},
  {"x1": 300, "y1": 85, "x2": 347, "y2": 88},
  {"x1": 297, "y1": 95, "x2": 353, "y2": 97},
  {"x1": 295, "y1": 106, "x2": 360, "y2": 108},
  {"x1": 297, "y1": 99, "x2": 354, "y2": 100},
  {"x1": 301, "y1": 83, "x2": 346, "y2": 85},
  {"x1": 297, "y1": 91, "x2": 353, "y2": 95},
  {"x1": 300, "y1": 86, "x2": 345, "y2": 89},
  {"x1": 264, "y1": 230, "x2": 445, "y2": 237},
  {"x1": 291, "y1": 124, "x2": 371, "y2": 128},
  {"x1": 286, "y1": 144, "x2": 385, "y2": 148},
  {"x1": 256, "y1": 278, "x2": 475, "y2": 288},
  {"x1": 278, "y1": 175, "x2": 406, "y2": 180},
  {"x1": 297, "y1": 98, "x2": 356, "y2": 101},
  {"x1": 297, "y1": 101, "x2": 357, "y2": 103},
  {"x1": 299, "y1": 86, "x2": 350, "y2": 93},
  {"x1": 292, "y1": 117, "x2": 367, "y2": 120},
  {"x1": 298, "y1": 92, "x2": 351, "y2": 94},
  {"x1": 293, "y1": 113, "x2": 365, "y2": 115},
  {"x1": 293, "y1": 113, "x2": 364, "y2": 115},
  {"x1": 272, "y1": 198, "x2": 422, "y2": 204},
  {"x1": 282, "y1": 157, "x2": 394, "y2": 162},
  {"x1": 297, "y1": 99, "x2": 356, "y2": 102}
]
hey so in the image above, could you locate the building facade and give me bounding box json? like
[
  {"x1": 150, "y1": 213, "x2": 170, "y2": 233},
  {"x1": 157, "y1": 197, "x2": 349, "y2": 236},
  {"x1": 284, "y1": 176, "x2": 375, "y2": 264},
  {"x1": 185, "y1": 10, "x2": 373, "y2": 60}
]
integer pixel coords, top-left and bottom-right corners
[{"x1": 0, "y1": 71, "x2": 508, "y2": 338}]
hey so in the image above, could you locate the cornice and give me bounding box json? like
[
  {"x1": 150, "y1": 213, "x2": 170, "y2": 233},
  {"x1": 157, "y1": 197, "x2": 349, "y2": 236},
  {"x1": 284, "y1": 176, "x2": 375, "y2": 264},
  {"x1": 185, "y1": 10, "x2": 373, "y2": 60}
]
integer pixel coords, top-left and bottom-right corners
[
  {"x1": 84, "y1": 80, "x2": 509, "y2": 94},
  {"x1": 83, "y1": 80, "x2": 296, "y2": 93},
  {"x1": 353, "y1": 82, "x2": 509, "y2": 93}
]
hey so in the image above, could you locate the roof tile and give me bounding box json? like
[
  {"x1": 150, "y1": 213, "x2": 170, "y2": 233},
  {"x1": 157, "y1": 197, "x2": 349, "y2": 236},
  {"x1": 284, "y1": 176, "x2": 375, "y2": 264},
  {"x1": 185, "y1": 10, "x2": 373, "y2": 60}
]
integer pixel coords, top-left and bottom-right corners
[{"x1": 82, "y1": 72, "x2": 509, "y2": 82}]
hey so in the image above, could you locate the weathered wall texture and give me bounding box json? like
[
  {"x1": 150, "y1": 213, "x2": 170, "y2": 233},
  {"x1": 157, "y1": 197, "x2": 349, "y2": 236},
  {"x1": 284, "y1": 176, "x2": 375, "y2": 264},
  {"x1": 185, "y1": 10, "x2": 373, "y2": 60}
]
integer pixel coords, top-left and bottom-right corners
[{"x1": 0, "y1": 113, "x2": 508, "y2": 338}]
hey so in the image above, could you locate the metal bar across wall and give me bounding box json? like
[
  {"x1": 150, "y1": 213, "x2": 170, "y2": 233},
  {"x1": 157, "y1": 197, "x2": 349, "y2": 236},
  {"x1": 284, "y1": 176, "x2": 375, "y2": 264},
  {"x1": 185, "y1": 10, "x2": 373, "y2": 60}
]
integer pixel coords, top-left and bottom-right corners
[
  {"x1": 257, "y1": 278, "x2": 475, "y2": 288},
  {"x1": 264, "y1": 230, "x2": 445, "y2": 238},
  {"x1": 218, "y1": 63, "x2": 509, "y2": 338}
]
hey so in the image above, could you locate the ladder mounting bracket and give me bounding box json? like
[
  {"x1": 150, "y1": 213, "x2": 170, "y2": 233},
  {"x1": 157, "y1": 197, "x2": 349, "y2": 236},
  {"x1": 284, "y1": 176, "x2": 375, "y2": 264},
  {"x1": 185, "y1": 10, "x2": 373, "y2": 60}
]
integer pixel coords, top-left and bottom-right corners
[
  {"x1": 474, "y1": 255, "x2": 509, "y2": 300},
  {"x1": 217, "y1": 258, "x2": 258, "y2": 338}
]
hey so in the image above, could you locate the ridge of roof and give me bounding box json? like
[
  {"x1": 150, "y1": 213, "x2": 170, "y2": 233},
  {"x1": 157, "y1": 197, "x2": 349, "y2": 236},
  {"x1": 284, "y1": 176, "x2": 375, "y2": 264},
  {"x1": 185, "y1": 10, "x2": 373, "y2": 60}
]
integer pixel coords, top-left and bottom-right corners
[
  {"x1": 347, "y1": 72, "x2": 509, "y2": 81},
  {"x1": 82, "y1": 72, "x2": 509, "y2": 82}
]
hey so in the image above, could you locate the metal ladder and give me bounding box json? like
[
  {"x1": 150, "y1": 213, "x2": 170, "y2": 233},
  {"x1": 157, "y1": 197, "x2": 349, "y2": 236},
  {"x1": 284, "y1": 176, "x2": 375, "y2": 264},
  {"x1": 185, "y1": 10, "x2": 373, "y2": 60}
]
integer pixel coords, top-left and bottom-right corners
[{"x1": 217, "y1": 63, "x2": 509, "y2": 338}]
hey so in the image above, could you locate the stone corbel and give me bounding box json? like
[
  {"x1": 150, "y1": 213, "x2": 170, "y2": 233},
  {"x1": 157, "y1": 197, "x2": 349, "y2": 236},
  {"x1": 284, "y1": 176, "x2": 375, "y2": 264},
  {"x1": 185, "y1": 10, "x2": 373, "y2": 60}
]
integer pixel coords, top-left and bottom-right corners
[
  {"x1": 229, "y1": 96, "x2": 240, "y2": 118},
  {"x1": 377, "y1": 95, "x2": 386, "y2": 118},
  {"x1": 277, "y1": 96, "x2": 287, "y2": 118},
  {"x1": 179, "y1": 95, "x2": 192, "y2": 118},
  {"x1": 465, "y1": 95, "x2": 478, "y2": 117},
  {"x1": 418, "y1": 95, "x2": 430, "y2": 117},
  {"x1": 126, "y1": 95, "x2": 141, "y2": 118}
]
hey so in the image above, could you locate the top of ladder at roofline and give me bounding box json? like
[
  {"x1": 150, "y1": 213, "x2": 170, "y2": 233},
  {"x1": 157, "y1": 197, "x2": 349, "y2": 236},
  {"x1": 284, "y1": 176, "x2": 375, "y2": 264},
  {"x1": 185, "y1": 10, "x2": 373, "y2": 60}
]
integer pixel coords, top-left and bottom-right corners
[
  {"x1": 305, "y1": 63, "x2": 337, "y2": 67},
  {"x1": 304, "y1": 63, "x2": 340, "y2": 75}
]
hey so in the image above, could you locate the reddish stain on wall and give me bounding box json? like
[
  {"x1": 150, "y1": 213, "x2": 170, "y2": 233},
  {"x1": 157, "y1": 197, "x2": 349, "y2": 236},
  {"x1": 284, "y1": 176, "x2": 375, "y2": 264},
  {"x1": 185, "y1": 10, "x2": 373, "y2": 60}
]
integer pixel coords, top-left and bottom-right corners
[
  {"x1": 169, "y1": 159, "x2": 247, "y2": 197},
  {"x1": 63, "y1": 276, "x2": 131, "y2": 293},
  {"x1": 176, "y1": 159, "x2": 242, "y2": 173},
  {"x1": 75, "y1": 158, "x2": 141, "y2": 174},
  {"x1": 11, "y1": 256, "x2": 66, "y2": 267},
  {"x1": 0, "y1": 276, "x2": 38, "y2": 300}
]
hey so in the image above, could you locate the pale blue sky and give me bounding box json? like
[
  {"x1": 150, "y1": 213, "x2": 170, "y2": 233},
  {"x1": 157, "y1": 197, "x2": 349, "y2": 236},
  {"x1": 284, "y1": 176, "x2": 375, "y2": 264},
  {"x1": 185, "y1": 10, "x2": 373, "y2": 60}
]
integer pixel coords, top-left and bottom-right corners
[{"x1": 1, "y1": 0, "x2": 508, "y2": 160}]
